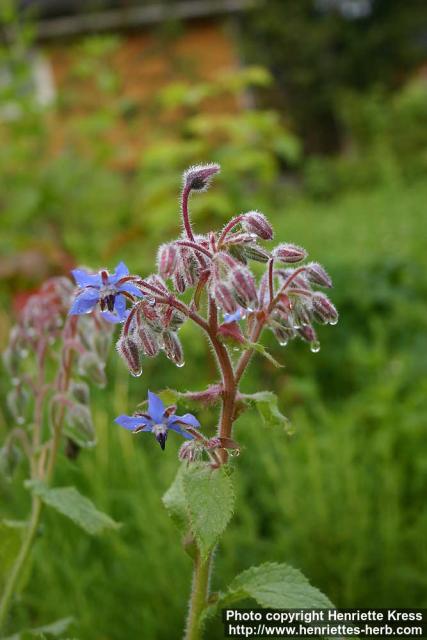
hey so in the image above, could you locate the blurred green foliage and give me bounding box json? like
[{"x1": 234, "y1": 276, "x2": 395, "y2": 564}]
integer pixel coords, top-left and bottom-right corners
[
  {"x1": 1, "y1": 3, "x2": 427, "y2": 639},
  {"x1": 241, "y1": 0, "x2": 427, "y2": 152}
]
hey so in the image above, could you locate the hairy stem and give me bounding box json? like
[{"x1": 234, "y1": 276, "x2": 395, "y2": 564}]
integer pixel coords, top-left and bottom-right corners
[
  {"x1": 181, "y1": 185, "x2": 195, "y2": 241},
  {"x1": 185, "y1": 550, "x2": 213, "y2": 640},
  {"x1": 0, "y1": 496, "x2": 42, "y2": 630}
]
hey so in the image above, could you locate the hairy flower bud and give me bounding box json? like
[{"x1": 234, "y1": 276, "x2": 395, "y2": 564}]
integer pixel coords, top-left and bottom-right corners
[
  {"x1": 162, "y1": 331, "x2": 184, "y2": 367},
  {"x1": 242, "y1": 211, "x2": 273, "y2": 240},
  {"x1": 116, "y1": 335, "x2": 142, "y2": 377},
  {"x1": 243, "y1": 244, "x2": 271, "y2": 263},
  {"x1": 178, "y1": 440, "x2": 202, "y2": 464},
  {"x1": 273, "y1": 243, "x2": 307, "y2": 264},
  {"x1": 172, "y1": 272, "x2": 187, "y2": 294},
  {"x1": 230, "y1": 268, "x2": 258, "y2": 309},
  {"x1": 312, "y1": 293, "x2": 338, "y2": 325},
  {"x1": 137, "y1": 324, "x2": 160, "y2": 358},
  {"x1": 183, "y1": 163, "x2": 220, "y2": 192},
  {"x1": 271, "y1": 324, "x2": 294, "y2": 347},
  {"x1": 306, "y1": 262, "x2": 332, "y2": 288},
  {"x1": 157, "y1": 243, "x2": 178, "y2": 279},
  {"x1": 212, "y1": 282, "x2": 238, "y2": 314}
]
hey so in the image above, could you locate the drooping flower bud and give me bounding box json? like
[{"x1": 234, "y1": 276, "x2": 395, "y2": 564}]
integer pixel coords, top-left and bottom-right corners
[
  {"x1": 172, "y1": 272, "x2": 187, "y2": 294},
  {"x1": 243, "y1": 244, "x2": 271, "y2": 263},
  {"x1": 137, "y1": 324, "x2": 160, "y2": 358},
  {"x1": 179, "y1": 440, "x2": 202, "y2": 463},
  {"x1": 297, "y1": 324, "x2": 318, "y2": 345},
  {"x1": 162, "y1": 331, "x2": 184, "y2": 367},
  {"x1": 271, "y1": 324, "x2": 294, "y2": 347},
  {"x1": 212, "y1": 282, "x2": 239, "y2": 314},
  {"x1": 305, "y1": 262, "x2": 332, "y2": 288},
  {"x1": 312, "y1": 293, "x2": 338, "y2": 325},
  {"x1": 273, "y1": 243, "x2": 307, "y2": 264},
  {"x1": 230, "y1": 267, "x2": 258, "y2": 309},
  {"x1": 157, "y1": 243, "x2": 178, "y2": 279},
  {"x1": 116, "y1": 335, "x2": 142, "y2": 377},
  {"x1": 183, "y1": 163, "x2": 220, "y2": 192},
  {"x1": 241, "y1": 211, "x2": 273, "y2": 240}
]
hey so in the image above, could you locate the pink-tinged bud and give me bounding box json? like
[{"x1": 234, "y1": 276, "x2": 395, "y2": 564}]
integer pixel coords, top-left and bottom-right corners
[
  {"x1": 297, "y1": 324, "x2": 317, "y2": 343},
  {"x1": 271, "y1": 325, "x2": 294, "y2": 347},
  {"x1": 146, "y1": 274, "x2": 168, "y2": 293},
  {"x1": 181, "y1": 384, "x2": 223, "y2": 406},
  {"x1": 312, "y1": 293, "x2": 338, "y2": 325},
  {"x1": 136, "y1": 300, "x2": 162, "y2": 332},
  {"x1": 273, "y1": 243, "x2": 307, "y2": 264},
  {"x1": 179, "y1": 440, "x2": 202, "y2": 463},
  {"x1": 243, "y1": 244, "x2": 270, "y2": 263},
  {"x1": 277, "y1": 268, "x2": 311, "y2": 291},
  {"x1": 306, "y1": 262, "x2": 332, "y2": 288},
  {"x1": 116, "y1": 335, "x2": 142, "y2": 377},
  {"x1": 162, "y1": 331, "x2": 184, "y2": 366},
  {"x1": 183, "y1": 163, "x2": 220, "y2": 192},
  {"x1": 212, "y1": 282, "x2": 238, "y2": 314},
  {"x1": 157, "y1": 243, "x2": 178, "y2": 279},
  {"x1": 242, "y1": 211, "x2": 273, "y2": 240},
  {"x1": 137, "y1": 324, "x2": 159, "y2": 358},
  {"x1": 173, "y1": 272, "x2": 187, "y2": 294},
  {"x1": 230, "y1": 268, "x2": 258, "y2": 308},
  {"x1": 218, "y1": 322, "x2": 245, "y2": 344},
  {"x1": 292, "y1": 299, "x2": 313, "y2": 326},
  {"x1": 225, "y1": 233, "x2": 257, "y2": 246},
  {"x1": 179, "y1": 247, "x2": 200, "y2": 287}
]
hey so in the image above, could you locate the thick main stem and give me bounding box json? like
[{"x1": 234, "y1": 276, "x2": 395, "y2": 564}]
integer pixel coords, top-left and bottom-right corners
[
  {"x1": 0, "y1": 496, "x2": 42, "y2": 630},
  {"x1": 184, "y1": 551, "x2": 212, "y2": 640}
]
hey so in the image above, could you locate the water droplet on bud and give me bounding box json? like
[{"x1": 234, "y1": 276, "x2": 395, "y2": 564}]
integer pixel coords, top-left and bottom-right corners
[
  {"x1": 176, "y1": 361, "x2": 185, "y2": 368},
  {"x1": 310, "y1": 341, "x2": 320, "y2": 353},
  {"x1": 130, "y1": 369, "x2": 143, "y2": 378},
  {"x1": 279, "y1": 340, "x2": 288, "y2": 347},
  {"x1": 329, "y1": 317, "x2": 338, "y2": 326},
  {"x1": 229, "y1": 449, "x2": 240, "y2": 457}
]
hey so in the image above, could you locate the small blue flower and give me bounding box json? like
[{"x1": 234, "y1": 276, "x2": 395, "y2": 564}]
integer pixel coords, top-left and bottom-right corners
[
  {"x1": 69, "y1": 262, "x2": 142, "y2": 323},
  {"x1": 115, "y1": 391, "x2": 200, "y2": 450},
  {"x1": 223, "y1": 309, "x2": 246, "y2": 324}
]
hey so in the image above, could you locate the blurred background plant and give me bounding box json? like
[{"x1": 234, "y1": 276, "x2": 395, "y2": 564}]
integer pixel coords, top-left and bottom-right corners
[{"x1": 1, "y1": 0, "x2": 427, "y2": 638}]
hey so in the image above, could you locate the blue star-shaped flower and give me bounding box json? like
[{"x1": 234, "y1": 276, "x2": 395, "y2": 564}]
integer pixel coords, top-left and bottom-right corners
[
  {"x1": 223, "y1": 309, "x2": 246, "y2": 324},
  {"x1": 69, "y1": 261, "x2": 142, "y2": 323},
  {"x1": 115, "y1": 391, "x2": 200, "y2": 450}
]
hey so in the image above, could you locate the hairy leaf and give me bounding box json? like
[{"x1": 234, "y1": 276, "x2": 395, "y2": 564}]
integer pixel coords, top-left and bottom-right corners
[
  {"x1": 26, "y1": 481, "x2": 120, "y2": 536},
  {"x1": 203, "y1": 562, "x2": 334, "y2": 623},
  {"x1": 183, "y1": 464, "x2": 234, "y2": 560},
  {"x1": 241, "y1": 391, "x2": 293, "y2": 434}
]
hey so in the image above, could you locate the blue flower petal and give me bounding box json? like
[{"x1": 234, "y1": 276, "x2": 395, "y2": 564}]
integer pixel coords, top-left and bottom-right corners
[
  {"x1": 114, "y1": 293, "x2": 127, "y2": 319},
  {"x1": 115, "y1": 415, "x2": 151, "y2": 431},
  {"x1": 69, "y1": 289, "x2": 99, "y2": 315},
  {"x1": 100, "y1": 310, "x2": 125, "y2": 324},
  {"x1": 223, "y1": 309, "x2": 243, "y2": 324},
  {"x1": 168, "y1": 423, "x2": 194, "y2": 439},
  {"x1": 118, "y1": 282, "x2": 143, "y2": 297},
  {"x1": 110, "y1": 261, "x2": 129, "y2": 284},
  {"x1": 71, "y1": 269, "x2": 102, "y2": 288},
  {"x1": 147, "y1": 391, "x2": 165, "y2": 423},
  {"x1": 169, "y1": 413, "x2": 200, "y2": 428}
]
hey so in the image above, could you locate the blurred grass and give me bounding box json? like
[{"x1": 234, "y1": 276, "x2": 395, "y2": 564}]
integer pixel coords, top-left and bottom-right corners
[{"x1": 2, "y1": 179, "x2": 427, "y2": 638}]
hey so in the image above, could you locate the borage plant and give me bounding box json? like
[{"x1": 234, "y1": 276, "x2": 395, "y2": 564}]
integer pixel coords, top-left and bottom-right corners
[{"x1": 1, "y1": 164, "x2": 339, "y2": 638}]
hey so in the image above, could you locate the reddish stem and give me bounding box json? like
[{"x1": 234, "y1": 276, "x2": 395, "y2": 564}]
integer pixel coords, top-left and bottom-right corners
[
  {"x1": 218, "y1": 214, "x2": 244, "y2": 246},
  {"x1": 181, "y1": 184, "x2": 195, "y2": 241}
]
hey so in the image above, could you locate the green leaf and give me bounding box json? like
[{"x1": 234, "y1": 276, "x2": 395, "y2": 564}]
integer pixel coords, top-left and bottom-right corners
[
  {"x1": 4, "y1": 616, "x2": 74, "y2": 640},
  {"x1": 26, "y1": 481, "x2": 120, "y2": 536},
  {"x1": 242, "y1": 341, "x2": 283, "y2": 368},
  {"x1": 183, "y1": 465, "x2": 234, "y2": 560},
  {"x1": 162, "y1": 464, "x2": 189, "y2": 537},
  {"x1": 203, "y1": 562, "x2": 334, "y2": 623},
  {"x1": 0, "y1": 520, "x2": 22, "y2": 590},
  {"x1": 241, "y1": 391, "x2": 293, "y2": 434}
]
